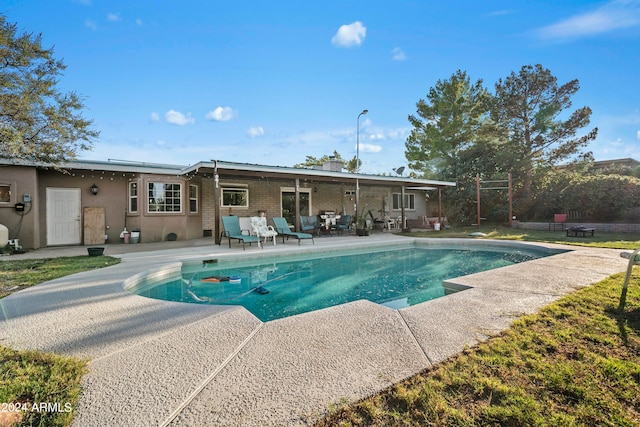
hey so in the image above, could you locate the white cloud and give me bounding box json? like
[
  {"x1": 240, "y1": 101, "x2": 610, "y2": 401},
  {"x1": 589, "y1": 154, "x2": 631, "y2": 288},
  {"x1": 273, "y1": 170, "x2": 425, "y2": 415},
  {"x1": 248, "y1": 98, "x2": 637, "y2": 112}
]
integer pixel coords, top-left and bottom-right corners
[
  {"x1": 357, "y1": 142, "x2": 383, "y2": 153},
  {"x1": 135, "y1": 18, "x2": 143, "y2": 26},
  {"x1": 487, "y1": 10, "x2": 512, "y2": 17},
  {"x1": 150, "y1": 112, "x2": 160, "y2": 122},
  {"x1": 391, "y1": 47, "x2": 406, "y2": 61},
  {"x1": 637, "y1": 130, "x2": 640, "y2": 140},
  {"x1": 85, "y1": 20, "x2": 97, "y2": 31},
  {"x1": 331, "y1": 21, "x2": 367, "y2": 47},
  {"x1": 205, "y1": 106, "x2": 237, "y2": 121},
  {"x1": 247, "y1": 126, "x2": 265, "y2": 137},
  {"x1": 535, "y1": 0, "x2": 640, "y2": 40},
  {"x1": 165, "y1": 109, "x2": 195, "y2": 125},
  {"x1": 362, "y1": 143, "x2": 383, "y2": 153},
  {"x1": 107, "y1": 13, "x2": 120, "y2": 22}
]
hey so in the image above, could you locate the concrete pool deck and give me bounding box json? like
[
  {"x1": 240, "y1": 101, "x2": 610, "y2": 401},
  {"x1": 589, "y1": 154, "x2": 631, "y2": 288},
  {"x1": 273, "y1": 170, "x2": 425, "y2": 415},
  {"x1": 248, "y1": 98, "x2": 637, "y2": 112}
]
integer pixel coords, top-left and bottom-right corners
[{"x1": 0, "y1": 234, "x2": 631, "y2": 426}]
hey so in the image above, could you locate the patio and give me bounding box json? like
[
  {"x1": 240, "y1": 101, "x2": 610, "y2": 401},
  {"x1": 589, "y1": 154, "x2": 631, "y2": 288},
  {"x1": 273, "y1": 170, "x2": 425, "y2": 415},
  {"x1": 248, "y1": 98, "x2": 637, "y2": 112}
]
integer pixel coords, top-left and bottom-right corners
[{"x1": 0, "y1": 234, "x2": 629, "y2": 426}]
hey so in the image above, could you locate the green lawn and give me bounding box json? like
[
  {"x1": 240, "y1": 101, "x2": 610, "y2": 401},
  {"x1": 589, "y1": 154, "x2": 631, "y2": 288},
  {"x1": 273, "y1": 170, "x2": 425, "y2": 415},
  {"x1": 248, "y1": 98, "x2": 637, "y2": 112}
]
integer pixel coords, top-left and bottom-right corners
[{"x1": 405, "y1": 225, "x2": 640, "y2": 250}]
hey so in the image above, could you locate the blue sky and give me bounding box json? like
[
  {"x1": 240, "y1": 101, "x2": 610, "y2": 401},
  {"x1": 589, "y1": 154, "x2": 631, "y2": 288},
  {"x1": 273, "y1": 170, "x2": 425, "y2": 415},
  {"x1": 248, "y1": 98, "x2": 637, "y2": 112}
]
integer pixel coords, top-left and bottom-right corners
[{"x1": 4, "y1": 0, "x2": 640, "y2": 174}]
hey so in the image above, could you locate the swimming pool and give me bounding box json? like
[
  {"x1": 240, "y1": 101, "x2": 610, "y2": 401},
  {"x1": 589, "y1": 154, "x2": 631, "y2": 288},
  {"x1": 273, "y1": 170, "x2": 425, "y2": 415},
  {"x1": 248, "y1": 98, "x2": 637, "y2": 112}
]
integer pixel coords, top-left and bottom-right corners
[{"x1": 127, "y1": 241, "x2": 566, "y2": 322}]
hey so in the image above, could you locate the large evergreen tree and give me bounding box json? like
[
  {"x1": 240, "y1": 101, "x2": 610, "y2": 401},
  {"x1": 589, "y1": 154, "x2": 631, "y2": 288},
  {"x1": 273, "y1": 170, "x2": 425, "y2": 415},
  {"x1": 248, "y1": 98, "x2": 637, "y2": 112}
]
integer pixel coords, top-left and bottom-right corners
[
  {"x1": 405, "y1": 70, "x2": 493, "y2": 181},
  {"x1": 492, "y1": 64, "x2": 597, "y2": 215},
  {"x1": 405, "y1": 70, "x2": 499, "y2": 223},
  {"x1": 0, "y1": 16, "x2": 98, "y2": 164}
]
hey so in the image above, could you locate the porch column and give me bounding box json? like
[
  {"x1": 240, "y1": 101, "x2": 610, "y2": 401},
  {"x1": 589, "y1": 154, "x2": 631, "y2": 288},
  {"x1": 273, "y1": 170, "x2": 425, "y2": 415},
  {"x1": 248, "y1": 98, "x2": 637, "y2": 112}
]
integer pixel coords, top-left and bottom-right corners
[
  {"x1": 295, "y1": 178, "x2": 300, "y2": 231},
  {"x1": 401, "y1": 185, "x2": 406, "y2": 230},
  {"x1": 213, "y1": 161, "x2": 221, "y2": 245},
  {"x1": 438, "y1": 187, "x2": 442, "y2": 226},
  {"x1": 355, "y1": 178, "x2": 360, "y2": 230}
]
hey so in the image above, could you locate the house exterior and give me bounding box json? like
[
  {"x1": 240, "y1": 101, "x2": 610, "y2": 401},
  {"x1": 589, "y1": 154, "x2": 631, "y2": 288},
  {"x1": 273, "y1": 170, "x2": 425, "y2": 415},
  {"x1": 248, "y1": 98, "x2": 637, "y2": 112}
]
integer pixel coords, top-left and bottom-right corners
[{"x1": 0, "y1": 158, "x2": 455, "y2": 249}]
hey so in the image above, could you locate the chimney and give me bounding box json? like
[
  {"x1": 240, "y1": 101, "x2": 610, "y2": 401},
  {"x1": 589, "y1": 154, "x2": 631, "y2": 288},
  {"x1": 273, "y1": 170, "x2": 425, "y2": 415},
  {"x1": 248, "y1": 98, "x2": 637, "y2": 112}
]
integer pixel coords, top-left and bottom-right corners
[{"x1": 322, "y1": 156, "x2": 343, "y2": 172}]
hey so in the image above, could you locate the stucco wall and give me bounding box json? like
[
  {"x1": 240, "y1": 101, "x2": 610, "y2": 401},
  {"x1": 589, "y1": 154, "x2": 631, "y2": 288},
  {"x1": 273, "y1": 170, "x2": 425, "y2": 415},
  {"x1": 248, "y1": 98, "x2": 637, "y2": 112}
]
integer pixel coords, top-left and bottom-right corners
[
  {"x1": 125, "y1": 174, "x2": 203, "y2": 243},
  {"x1": 0, "y1": 166, "x2": 39, "y2": 248},
  {"x1": 37, "y1": 168, "x2": 131, "y2": 246}
]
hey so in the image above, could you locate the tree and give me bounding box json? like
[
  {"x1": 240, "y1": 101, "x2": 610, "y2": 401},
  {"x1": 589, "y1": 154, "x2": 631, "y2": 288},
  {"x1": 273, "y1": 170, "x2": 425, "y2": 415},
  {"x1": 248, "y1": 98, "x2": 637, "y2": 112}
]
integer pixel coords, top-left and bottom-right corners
[
  {"x1": 492, "y1": 64, "x2": 597, "y2": 216},
  {"x1": 0, "y1": 16, "x2": 98, "y2": 164},
  {"x1": 405, "y1": 70, "x2": 496, "y2": 224},
  {"x1": 405, "y1": 70, "x2": 493, "y2": 182}
]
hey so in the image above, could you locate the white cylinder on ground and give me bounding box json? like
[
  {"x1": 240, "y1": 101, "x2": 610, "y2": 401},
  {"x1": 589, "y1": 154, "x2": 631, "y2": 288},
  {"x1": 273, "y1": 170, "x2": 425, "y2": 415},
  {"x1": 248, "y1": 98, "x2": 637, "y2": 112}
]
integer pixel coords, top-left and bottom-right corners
[{"x1": 0, "y1": 224, "x2": 8, "y2": 247}]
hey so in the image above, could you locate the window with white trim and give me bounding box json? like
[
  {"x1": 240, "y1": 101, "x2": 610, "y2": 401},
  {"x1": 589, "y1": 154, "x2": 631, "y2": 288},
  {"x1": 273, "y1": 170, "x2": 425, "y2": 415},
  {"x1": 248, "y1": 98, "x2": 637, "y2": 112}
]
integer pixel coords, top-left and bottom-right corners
[
  {"x1": 129, "y1": 182, "x2": 138, "y2": 213},
  {"x1": 0, "y1": 184, "x2": 10, "y2": 203},
  {"x1": 392, "y1": 193, "x2": 415, "y2": 210},
  {"x1": 148, "y1": 182, "x2": 182, "y2": 212},
  {"x1": 221, "y1": 187, "x2": 249, "y2": 207},
  {"x1": 189, "y1": 184, "x2": 198, "y2": 213}
]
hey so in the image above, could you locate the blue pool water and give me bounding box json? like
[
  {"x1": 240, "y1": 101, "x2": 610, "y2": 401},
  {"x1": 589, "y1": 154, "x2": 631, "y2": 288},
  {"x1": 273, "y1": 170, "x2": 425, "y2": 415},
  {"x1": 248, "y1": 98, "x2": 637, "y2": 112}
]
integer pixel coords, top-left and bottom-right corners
[{"x1": 130, "y1": 243, "x2": 563, "y2": 322}]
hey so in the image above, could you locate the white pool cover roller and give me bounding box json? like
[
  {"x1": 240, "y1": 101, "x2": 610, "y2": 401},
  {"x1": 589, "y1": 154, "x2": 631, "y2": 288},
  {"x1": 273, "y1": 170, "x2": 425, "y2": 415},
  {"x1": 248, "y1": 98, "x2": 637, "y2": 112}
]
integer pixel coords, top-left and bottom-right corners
[{"x1": 0, "y1": 224, "x2": 8, "y2": 247}]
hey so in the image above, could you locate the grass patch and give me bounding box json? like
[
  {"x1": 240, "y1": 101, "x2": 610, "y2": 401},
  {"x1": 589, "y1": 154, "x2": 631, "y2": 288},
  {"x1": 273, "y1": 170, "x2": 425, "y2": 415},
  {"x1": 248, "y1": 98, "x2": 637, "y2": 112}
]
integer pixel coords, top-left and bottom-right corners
[
  {"x1": 405, "y1": 226, "x2": 640, "y2": 250},
  {"x1": 316, "y1": 269, "x2": 640, "y2": 426},
  {"x1": 0, "y1": 255, "x2": 120, "y2": 298},
  {"x1": 0, "y1": 346, "x2": 87, "y2": 427},
  {"x1": 1, "y1": 255, "x2": 119, "y2": 426}
]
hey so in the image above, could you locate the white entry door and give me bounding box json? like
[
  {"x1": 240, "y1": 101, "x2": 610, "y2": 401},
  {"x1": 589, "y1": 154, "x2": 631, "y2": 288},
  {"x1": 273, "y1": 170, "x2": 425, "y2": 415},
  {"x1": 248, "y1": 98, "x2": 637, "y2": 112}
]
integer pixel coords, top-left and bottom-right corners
[{"x1": 46, "y1": 187, "x2": 82, "y2": 246}]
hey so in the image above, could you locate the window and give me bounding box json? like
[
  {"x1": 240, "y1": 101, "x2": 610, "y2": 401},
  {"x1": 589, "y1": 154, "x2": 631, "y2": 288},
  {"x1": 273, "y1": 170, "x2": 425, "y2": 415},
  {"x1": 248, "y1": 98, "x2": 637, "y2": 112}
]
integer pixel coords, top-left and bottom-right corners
[
  {"x1": 148, "y1": 182, "x2": 182, "y2": 213},
  {"x1": 129, "y1": 182, "x2": 138, "y2": 213},
  {"x1": 392, "y1": 193, "x2": 415, "y2": 210},
  {"x1": 189, "y1": 184, "x2": 198, "y2": 213},
  {"x1": 221, "y1": 187, "x2": 248, "y2": 207},
  {"x1": 0, "y1": 184, "x2": 10, "y2": 203}
]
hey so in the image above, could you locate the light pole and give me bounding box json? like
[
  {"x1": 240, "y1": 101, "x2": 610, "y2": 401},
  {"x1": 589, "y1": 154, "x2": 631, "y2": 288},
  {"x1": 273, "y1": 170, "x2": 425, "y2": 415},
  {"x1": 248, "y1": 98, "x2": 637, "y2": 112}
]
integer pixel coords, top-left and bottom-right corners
[
  {"x1": 356, "y1": 109, "x2": 368, "y2": 173},
  {"x1": 355, "y1": 109, "x2": 368, "y2": 232}
]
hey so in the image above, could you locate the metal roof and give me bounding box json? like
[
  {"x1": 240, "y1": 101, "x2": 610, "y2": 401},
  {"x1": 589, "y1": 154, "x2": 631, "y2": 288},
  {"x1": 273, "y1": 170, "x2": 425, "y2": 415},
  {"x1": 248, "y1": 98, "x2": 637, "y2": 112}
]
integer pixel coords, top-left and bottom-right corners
[
  {"x1": 184, "y1": 160, "x2": 456, "y2": 188},
  {"x1": 1, "y1": 157, "x2": 456, "y2": 188}
]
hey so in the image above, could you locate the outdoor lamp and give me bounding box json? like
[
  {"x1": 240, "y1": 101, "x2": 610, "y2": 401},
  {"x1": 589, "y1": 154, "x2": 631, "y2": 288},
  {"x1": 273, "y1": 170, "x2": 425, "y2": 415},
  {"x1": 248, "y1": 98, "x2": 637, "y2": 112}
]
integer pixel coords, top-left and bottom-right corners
[{"x1": 90, "y1": 184, "x2": 99, "y2": 195}]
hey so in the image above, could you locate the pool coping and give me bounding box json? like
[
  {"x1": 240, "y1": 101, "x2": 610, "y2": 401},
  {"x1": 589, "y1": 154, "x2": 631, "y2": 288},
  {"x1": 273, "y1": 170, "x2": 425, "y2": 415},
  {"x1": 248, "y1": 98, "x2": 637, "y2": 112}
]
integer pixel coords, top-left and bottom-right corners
[{"x1": 0, "y1": 235, "x2": 630, "y2": 426}]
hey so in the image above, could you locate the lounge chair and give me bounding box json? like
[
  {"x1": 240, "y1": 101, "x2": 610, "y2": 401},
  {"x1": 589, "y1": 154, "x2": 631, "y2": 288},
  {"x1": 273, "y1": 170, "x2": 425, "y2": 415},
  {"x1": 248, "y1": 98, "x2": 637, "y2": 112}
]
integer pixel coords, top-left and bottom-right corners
[
  {"x1": 221, "y1": 216, "x2": 261, "y2": 250},
  {"x1": 335, "y1": 214, "x2": 351, "y2": 235},
  {"x1": 272, "y1": 217, "x2": 314, "y2": 245},
  {"x1": 250, "y1": 216, "x2": 278, "y2": 246}
]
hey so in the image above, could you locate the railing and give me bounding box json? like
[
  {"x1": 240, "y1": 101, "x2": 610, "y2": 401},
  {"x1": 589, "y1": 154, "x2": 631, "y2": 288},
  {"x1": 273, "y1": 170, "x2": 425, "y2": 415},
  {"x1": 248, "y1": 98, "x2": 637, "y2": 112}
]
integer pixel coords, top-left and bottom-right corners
[{"x1": 618, "y1": 248, "x2": 640, "y2": 312}]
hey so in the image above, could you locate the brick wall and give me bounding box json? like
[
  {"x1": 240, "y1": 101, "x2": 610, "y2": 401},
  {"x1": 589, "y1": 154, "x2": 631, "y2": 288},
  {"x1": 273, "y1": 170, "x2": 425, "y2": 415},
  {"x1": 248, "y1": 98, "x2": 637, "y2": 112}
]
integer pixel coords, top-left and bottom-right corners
[{"x1": 200, "y1": 176, "x2": 430, "y2": 234}]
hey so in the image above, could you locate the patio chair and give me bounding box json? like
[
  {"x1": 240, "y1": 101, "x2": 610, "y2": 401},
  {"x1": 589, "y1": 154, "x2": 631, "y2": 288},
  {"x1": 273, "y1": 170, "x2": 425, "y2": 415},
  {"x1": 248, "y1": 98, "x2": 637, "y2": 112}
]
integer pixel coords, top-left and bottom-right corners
[
  {"x1": 272, "y1": 217, "x2": 314, "y2": 245},
  {"x1": 300, "y1": 215, "x2": 323, "y2": 235},
  {"x1": 221, "y1": 216, "x2": 261, "y2": 250},
  {"x1": 549, "y1": 213, "x2": 567, "y2": 231},
  {"x1": 335, "y1": 214, "x2": 351, "y2": 235},
  {"x1": 250, "y1": 216, "x2": 278, "y2": 246}
]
